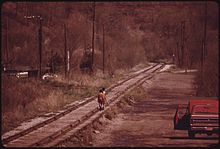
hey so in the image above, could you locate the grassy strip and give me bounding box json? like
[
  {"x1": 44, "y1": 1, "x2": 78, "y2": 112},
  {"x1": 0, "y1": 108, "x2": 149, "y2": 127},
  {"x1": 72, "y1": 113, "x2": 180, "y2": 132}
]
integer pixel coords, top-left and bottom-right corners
[{"x1": 1, "y1": 63, "x2": 149, "y2": 134}]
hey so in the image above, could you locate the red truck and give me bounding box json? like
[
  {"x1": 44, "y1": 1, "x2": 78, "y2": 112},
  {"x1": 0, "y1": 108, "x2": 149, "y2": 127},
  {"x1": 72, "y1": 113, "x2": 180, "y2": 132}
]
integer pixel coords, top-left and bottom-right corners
[{"x1": 174, "y1": 99, "x2": 219, "y2": 138}]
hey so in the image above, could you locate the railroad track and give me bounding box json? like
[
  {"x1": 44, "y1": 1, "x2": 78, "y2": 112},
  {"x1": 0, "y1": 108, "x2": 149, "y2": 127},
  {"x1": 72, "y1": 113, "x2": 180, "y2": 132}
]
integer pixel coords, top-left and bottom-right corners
[{"x1": 2, "y1": 63, "x2": 164, "y2": 147}]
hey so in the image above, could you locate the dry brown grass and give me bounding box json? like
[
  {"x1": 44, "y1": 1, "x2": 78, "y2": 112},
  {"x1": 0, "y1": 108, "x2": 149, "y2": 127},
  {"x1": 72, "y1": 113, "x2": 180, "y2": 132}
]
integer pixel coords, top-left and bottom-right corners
[
  {"x1": 1, "y1": 62, "x2": 149, "y2": 134},
  {"x1": 1, "y1": 75, "x2": 48, "y2": 132}
]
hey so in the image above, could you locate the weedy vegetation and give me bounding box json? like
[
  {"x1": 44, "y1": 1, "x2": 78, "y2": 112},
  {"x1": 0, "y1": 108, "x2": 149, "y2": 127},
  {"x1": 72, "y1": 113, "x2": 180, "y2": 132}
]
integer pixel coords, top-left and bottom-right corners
[{"x1": 1, "y1": 63, "x2": 149, "y2": 133}]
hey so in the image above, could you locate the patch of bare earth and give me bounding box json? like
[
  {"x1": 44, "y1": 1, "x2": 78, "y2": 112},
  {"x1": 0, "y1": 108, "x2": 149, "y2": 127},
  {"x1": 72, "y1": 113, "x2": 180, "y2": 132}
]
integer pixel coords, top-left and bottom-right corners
[{"x1": 91, "y1": 72, "x2": 219, "y2": 147}]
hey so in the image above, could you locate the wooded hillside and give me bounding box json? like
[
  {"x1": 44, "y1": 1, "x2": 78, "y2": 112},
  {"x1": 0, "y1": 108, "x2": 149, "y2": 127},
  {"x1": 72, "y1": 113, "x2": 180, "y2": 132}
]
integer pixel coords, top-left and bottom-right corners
[{"x1": 1, "y1": 1, "x2": 219, "y2": 96}]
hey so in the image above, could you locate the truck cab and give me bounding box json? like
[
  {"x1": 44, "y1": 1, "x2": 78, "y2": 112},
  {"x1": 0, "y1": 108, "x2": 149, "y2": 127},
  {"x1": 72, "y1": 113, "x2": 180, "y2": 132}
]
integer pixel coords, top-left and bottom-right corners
[{"x1": 174, "y1": 99, "x2": 219, "y2": 138}]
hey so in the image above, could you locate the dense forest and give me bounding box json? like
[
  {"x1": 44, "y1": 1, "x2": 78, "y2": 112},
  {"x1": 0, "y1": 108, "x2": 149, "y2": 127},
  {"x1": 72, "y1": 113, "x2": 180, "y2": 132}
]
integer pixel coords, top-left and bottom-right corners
[{"x1": 1, "y1": 1, "x2": 219, "y2": 96}]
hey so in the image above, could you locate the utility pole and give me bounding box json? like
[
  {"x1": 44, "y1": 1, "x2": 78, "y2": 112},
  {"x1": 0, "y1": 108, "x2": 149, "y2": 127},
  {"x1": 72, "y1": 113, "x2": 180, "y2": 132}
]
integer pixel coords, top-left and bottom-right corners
[
  {"x1": 180, "y1": 22, "x2": 182, "y2": 66},
  {"x1": 102, "y1": 23, "x2": 105, "y2": 74},
  {"x1": 24, "y1": 15, "x2": 43, "y2": 78},
  {"x1": 50, "y1": 48, "x2": 54, "y2": 73},
  {"x1": 38, "y1": 17, "x2": 42, "y2": 78},
  {"x1": 201, "y1": 1, "x2": 207, "y2": 74},
  {"x1": 5, "y1": 17, "x2": 9, "y2": 64},
  {"x1": 175, "y1": 26, "x2": 180, "y2": 66},
  {"x1": 108, "y1": 45, "x2": 113, "y2": 77},
  {"x1": 67, "y1": 50, "x2": 70, "y2": 76},
  {"x1": 176, "y1": 42, "x2": 180, "y2": 66},
  {"x1": 199, "y1": 1, "x2": 207, "y2": 87},
  {"x1": 64, "y1": 23, "x2": 68, "y2": 77},
  {"x1": 91, "y1": 1, "x2": 96, "y2": 71},
  {"x1": 203, "y1": 1, "x2": 208, "y2": 62},
  {"x1": 180, "y1": 21, "x2": 185, "y2": 67},
  {"x1": 201, "y1": 39, "x2": 204, "y2": 69}
]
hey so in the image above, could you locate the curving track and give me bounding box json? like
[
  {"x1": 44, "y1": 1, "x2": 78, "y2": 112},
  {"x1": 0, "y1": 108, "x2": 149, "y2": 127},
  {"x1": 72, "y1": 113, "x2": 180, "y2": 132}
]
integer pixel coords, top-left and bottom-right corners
[{"x1": 2, "y1": 63, "x2": 164, "y2": 147}]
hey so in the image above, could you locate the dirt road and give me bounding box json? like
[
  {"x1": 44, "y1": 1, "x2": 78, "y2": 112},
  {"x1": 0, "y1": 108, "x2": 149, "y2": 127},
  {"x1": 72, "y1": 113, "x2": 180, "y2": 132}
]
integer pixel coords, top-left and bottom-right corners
[{"x1": 92, "y1": 71, "x2": 219, "y2": 147}]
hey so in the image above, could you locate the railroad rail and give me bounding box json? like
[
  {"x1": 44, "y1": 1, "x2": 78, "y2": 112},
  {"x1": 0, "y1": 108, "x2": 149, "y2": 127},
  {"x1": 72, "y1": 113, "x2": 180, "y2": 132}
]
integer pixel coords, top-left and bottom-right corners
[{"x1": 2, "y1": 63, "x2": 164, "y2": 147}]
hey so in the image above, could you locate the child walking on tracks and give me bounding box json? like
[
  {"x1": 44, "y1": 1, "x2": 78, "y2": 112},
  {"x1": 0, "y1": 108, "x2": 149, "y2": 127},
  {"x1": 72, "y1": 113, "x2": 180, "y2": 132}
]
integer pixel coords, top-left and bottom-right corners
[{"x1": 97, "y1": 88, "x2": 107, "y2": 110}]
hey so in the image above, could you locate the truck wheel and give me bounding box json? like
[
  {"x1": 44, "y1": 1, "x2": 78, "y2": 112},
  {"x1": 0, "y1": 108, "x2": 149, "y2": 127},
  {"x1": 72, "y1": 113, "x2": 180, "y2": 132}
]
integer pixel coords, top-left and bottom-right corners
[{"x1": 188, "y1": 130, "x2": 195, "y2": 138}]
